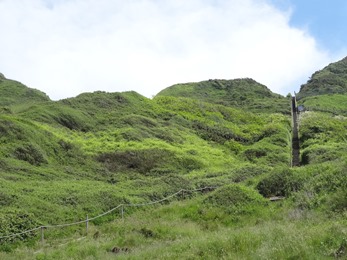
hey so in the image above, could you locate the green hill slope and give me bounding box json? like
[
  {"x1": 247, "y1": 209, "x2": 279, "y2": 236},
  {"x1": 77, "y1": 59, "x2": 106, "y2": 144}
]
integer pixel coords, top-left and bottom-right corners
[
  {"x1": 0, "y1": 74, "x2": 50, "y2": 108},
  {"x1": 0, "y1": 70, "x2": 346, "y2": 259},
  {"x1": 298, "y1": 56, "x2": 347, "y2": 98},
  {"x1": 0, "y1": 83, "x2": 292, "y2": 247},
  {"x1": 296, "y1": 57, "x2": 347, "y2": 116},
  {"x1": 156, "y1": 78, "x2": 290, "y2": 114}
]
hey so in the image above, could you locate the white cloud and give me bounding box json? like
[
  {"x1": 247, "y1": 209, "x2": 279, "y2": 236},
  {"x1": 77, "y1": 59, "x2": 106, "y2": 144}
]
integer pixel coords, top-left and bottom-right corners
[{"x1": 0, "y1": 0, "x2": 335, "y2": 100}]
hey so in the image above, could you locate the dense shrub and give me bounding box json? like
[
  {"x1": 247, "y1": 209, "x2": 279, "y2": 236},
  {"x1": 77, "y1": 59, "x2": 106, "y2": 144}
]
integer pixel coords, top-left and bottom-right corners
[
  {"x1": 0, "y1": 192, "x2": 16, "y2": 207},
  {"x1": 121, "y1": 114, "x2": 158, "y2": 128},
  {"x1": 192, "y1": 120, "x2": 247, "y2": 143},
  {"x1": 160, "y1": 174, "x2": 192, "y2": 191},
  {"x1": 231, "y1": 164, "x2": 271, "y2": 183},
  {"x1": 301, "y1": 144, "x2": 345, "y2": 165},
  {"x1": 292, "y1": 162, "x2": 347, "y2": 210},
  {"x1": 243, "y1": 147, "x2": 267, "y2": 161},
  {"x1": 13, "y1": 144, "x2": 47, "y2": 166},
  {"x1": 54, "y1": 113, "x2": 89, "y2": 131},
  {"x1": 97, "y1": 149, "x2": 174, "y2": 174},
  {"x1": 0, "y1": 159, "x2": 8, "y2": 170},
  {"x1": 0, "y1": 211, "x2": 40, "y2": 243},
  {"x1": 327, "y1": 189, "x2": 347, "y2": 213},
  {"x1": 204, "y1": 184, "x2": 265, "y2": 208},
  {"x1": 256, "y1": 168, "x2": 300, "y2": 197},
  {"x1": 177, "y1": 156, "x2": 204, "y2": 172},
  {"x1": 0, "y1": 119, "x2": 25, "y2": 142}
]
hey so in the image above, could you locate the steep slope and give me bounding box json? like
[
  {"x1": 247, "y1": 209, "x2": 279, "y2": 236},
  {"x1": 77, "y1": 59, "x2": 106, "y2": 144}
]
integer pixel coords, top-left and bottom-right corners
[
  {"x1": 298, "y1": 56, "x2": 347, "y2": 98},
  {"x1": 0, "y1": 74, "x2": 50, "y2": 107},
  {"x1": 0, "y1": 81, "x2": 292, "y2": 248},
  {"x1": 156, "y1": 78, "x2": 290, "y2": 114},
  {"x1": 297, "y1": 56, "x2": 347, "y2": 115},
  {"x1": 1, "y1": 71, "x2": 346, "y2": 259}
]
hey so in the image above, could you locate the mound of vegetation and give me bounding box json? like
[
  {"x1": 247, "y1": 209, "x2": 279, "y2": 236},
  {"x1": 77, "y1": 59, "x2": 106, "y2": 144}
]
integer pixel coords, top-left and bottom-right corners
[
  {"x1": 298, "y1": 94, "x2": 347, "y2": 116},
  {"x1": 204, "y1": 184, "x2": 266, "y2": 208},
  {"x1": 1, "y1": 59, "x2": 347, "y2": 259},
  {"x1": 156, "y1": 78, "x2": 290, "y2": 114},
  {"x1": 298, "y1": 56, "x2": 347, "y2": 98},
  {"x1": 18, "y1": 103, "x2": 93, "y2": 131},
  {"x1": 0, "y1": 75, "x2": 50, "y2": 107}
]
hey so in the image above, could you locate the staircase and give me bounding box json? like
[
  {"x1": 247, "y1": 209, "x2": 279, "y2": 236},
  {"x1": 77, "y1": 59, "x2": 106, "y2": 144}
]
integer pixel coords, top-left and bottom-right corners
[{"x1": 291, "y1": 96, "x2": 300, "y2": 167}]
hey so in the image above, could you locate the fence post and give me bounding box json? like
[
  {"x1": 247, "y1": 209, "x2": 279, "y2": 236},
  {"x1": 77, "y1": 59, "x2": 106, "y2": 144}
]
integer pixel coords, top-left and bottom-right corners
[
  {"x1": 86, "y1": 215, "x2": 89, "y2": 235},
  {"x1": 121, "y1": 205, "x2": 124, "y2": 220},
  {"x1": 40, "y1": 226, "x2": 44, "y2": 245}
]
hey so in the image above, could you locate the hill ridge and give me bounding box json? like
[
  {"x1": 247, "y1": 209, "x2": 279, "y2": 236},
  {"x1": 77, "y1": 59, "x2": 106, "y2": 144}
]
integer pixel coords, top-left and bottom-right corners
[
  {"x1": 298, "y1": 56, "x2": 347, "y2": 98},
  {"x1": 156, "y1": 78, "x2": 289, "y2": 114},
  {"x1": 0, "y1": 58, "x2": 346, "y2": 259},
  {"x1": 0, "y1": 76, "x2": 50, "y2": 107}
]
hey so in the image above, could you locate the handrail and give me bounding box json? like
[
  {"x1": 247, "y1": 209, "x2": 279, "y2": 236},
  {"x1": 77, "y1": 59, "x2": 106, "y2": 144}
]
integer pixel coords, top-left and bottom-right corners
[{"x1": 0, "y1": 186, "x2": 217, "y2": 240}]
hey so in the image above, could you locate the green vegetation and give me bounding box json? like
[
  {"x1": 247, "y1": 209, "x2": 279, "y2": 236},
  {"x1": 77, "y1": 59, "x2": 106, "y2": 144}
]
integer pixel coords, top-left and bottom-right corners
[
  {"x1": 156, "y1": 78, "x2": 290, "y2": 114},
  {"x1": 0, "y1": 58, "x2": 347, "y2": 260},
  {"x1": 298, "y1": 94, "x2": 347, "y2": 115},
  {"x1": 298, "y1": 56, "x2": 347, "y2": 98},
  {"x1": 0, "y1": 75, "x2": 50, "y2": 108}
]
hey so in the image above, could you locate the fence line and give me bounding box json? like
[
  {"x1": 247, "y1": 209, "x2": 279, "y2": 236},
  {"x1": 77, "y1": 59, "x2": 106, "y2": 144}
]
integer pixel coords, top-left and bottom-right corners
[{"x1": 0, "y1": 186, "x2": 216, "y2": 241}]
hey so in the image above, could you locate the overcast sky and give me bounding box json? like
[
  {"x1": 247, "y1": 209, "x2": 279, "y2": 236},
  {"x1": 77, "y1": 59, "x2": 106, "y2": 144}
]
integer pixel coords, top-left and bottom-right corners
[{"x1": 0, "y1": 0, "x2": 346, "y2": 100}]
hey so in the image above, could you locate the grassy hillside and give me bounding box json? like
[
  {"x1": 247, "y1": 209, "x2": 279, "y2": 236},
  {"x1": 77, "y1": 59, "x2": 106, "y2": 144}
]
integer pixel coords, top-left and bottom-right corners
[
  {"x1": 0, "y1": 74, "x2": 50, "y2": 108},
  {"x1": 0, "y1": 71, "x2": 346, "y2": 259},
  {"x1": 298, "y1": 56, "x2": 347, "y2": 98},
  {"x1": 156, "y1": 78, "x2": 290, "y2": 114},
  {"x1": 297, "y1": 94, "x2": 347, "y2": 116}
]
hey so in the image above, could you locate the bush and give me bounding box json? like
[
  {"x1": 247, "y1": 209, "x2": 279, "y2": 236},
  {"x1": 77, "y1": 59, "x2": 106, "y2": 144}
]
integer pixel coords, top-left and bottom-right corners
[
  {"x1": 177, "y1": 156, "x2": 204, "y2": 172},
  {"x1": 327, "y1": 190, "x2": 347, "y2": 213},
  {"x1": 256, "y1": 168, "x2": 300, "y2": 197},
  {"x1": 204, "y1": 184, "x2": 265, "y2": 208},
  {"x1": 97, "y1": 149, "x2": 174, "y2": 174},
  {"x1": 13, "y1": 144, "x2": 47, "y2": 166},
  {"x1": 0, "y1": 192, "x2": 16, "y2": 207},
  {"x1": 192, "y1": 121, "x2": 247, "y2": 143},
  {"x1": 0, "y1": 211, "x2": 40, "y2": 243},
  {"x1": 231, "y1": 164, "x2": 271, "y2": 183},
  {"x1": 301, "y1": 144, "x2": 344, "y2": 165},
  {"x1": 243, "y1": 148, "x2": 267, "y2": 161}
]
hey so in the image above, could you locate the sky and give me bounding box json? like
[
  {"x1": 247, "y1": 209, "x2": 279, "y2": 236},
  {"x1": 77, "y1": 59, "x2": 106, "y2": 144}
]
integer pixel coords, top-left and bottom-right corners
[{"x1": 0, "y1": 0, "x2": 346, "y2": 100}]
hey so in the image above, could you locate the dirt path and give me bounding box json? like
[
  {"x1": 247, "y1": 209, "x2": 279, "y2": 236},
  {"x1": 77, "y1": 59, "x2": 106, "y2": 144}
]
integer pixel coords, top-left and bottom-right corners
[{"x1": 291, "y1": 96, "x2": 300, "y2": 167}]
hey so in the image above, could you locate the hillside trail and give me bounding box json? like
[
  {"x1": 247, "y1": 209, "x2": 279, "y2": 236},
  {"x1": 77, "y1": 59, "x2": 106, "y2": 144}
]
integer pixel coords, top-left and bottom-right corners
[{"x1": 291, "y1": 96, "x2": 300, "y2": 167}]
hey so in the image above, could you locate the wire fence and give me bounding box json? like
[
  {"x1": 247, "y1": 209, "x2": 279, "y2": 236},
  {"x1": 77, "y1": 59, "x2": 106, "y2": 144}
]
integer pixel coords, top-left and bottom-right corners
[{"x1": 0, "y1": 186, "x2": 217, "y2": 243}]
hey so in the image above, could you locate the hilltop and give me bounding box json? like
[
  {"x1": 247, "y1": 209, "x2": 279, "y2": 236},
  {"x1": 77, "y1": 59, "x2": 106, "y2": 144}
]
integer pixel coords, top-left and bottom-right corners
[
  {"x1": 297, "y1": 56, "x2": 347, "y2": 115},
  {"x1": 0, "y1": 57, "x2": 346, "y2": 259},
  {"x1": 0, "y1": 73, "x2": 50, "y2": 107},
  {"x1": 156, "y1": 78, "x2": 289, "y2": 114},
  {"x1": 298, "y1": 56, "x2": 347, "y2": 98}
]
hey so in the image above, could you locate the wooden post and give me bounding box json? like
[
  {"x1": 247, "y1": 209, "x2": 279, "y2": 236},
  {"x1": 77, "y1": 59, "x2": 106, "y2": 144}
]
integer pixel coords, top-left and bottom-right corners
[
  {"x1": 86, "y1": 215, "x2": 89, "y2": 235},
  {"x1": 121, "y1": 205, "x2": 124, "y2": 220},
  {"x1": 41, "y1": 226, "x2": 44, "y2": 244}
]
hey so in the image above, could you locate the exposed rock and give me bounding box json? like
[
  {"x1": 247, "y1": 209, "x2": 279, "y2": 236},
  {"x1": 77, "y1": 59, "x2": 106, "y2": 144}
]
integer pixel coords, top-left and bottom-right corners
[{"x1": 110, "y1": 247, "x2": 130, "y2": 254}]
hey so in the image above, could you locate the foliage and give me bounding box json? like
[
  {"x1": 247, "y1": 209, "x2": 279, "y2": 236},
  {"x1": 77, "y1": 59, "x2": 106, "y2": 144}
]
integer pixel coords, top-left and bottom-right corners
[
  {"x1": 299, "y1": 94, "x2": 347, "y2": 116},
  {"x1": 204, "y1": 184, "x2": 266, "y2": 208},
  {"x1": 0, "y1": 69, "x2": 346, "y2": 259},
  {"x1": 0, "y1": 210, "x2": 40, "y2": 244},
  {"x1": 96, "y1": 148, "x2": 176, "y2": 174},
  {"x1": 156, "y1": 78, "x2": 290, "y2": 114},
  {"x1": 256, "y1": 167, "x2": 301, "y2": 197},
  {"x1": 0, "y1": 77, "x2": 49, "y2": 107},
  {"x1": 14, "y1": 143, "x2": 47, "y2": 166},
  {"x1": 298, "y1": 56, "x2": 347, "y2": 98}
]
